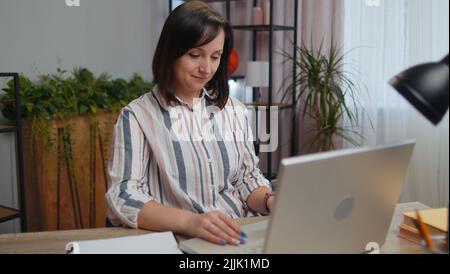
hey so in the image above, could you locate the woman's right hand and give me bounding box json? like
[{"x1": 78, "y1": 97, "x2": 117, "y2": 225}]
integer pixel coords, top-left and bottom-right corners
[{"x1": 183, "y1": 211, "x2": 246, "y2": 246}]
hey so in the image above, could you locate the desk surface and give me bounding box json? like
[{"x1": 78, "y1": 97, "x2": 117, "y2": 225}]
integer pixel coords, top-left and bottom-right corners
[{"x1": 0, "y1": 202, "x2": 429, "y2": 254}]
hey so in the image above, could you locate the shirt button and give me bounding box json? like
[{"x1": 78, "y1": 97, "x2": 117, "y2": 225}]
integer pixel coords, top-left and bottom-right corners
[{"x1": 207, "y1": 158, "x2": 212, "y2": 163}]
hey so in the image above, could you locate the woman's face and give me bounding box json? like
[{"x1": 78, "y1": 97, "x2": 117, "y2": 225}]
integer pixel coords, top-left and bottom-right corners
[{"x1": 173, "y1": 28, "x2": 225, "y2": 96}]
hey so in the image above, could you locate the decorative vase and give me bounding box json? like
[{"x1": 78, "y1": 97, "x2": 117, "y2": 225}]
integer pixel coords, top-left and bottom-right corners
[{"x1": 252, "y1": 6, "x2": 263, "y2": 25}]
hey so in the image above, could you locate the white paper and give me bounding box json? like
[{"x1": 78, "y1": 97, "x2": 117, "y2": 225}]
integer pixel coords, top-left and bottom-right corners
[{"x1": 65, "y1": 232, "x2": 183, "y2": 254}]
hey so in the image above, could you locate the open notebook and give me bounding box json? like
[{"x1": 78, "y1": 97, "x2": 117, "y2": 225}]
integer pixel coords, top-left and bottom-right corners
[{"x1": 65, "y1": 232, "x2": 183, "y2": 254}]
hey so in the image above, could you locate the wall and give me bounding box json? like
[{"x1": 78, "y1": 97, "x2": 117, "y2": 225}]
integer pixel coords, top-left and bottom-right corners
[{"x1": 0, "y1": 0, "x2": 167, "y2": 233}]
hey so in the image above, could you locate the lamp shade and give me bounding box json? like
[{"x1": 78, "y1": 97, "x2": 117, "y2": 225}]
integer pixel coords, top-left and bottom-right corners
[
  {"x1": 246, "y1": 61, "x2": 269, "y2": 87},
  {"x1": 389, "y1": 54, "x2": 449, "y2": 125}
]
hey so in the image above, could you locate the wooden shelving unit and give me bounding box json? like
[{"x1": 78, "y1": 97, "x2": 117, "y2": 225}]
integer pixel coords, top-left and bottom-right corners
[{"x1": 0, "y1": 72, "x2": 27, "y2": 232}]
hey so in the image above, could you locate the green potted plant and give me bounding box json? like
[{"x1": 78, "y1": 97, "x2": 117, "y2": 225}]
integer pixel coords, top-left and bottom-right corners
[
  {"x1": 0, "y1": 68, "x2": 153, "y2": 231},
  {"x1": 281, "y1": 41, "x2": 370, "y2": 153}
]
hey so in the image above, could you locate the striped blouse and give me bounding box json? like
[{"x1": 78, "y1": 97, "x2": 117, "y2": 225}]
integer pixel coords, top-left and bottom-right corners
[{"x1": 105, "y1": 86, "x2": 272, "y2": 228}]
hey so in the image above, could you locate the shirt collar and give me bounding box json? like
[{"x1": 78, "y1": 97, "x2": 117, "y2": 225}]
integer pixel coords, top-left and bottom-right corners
[
  {"x1": 152, "y1": 85, "x2": 170, "y2": 110},
  {"x1": 153, "y1": 86, "x2": 215, "y2": 111},
  {"x1": 173, "y1": 87, "x2": 215, "y2": 110}
]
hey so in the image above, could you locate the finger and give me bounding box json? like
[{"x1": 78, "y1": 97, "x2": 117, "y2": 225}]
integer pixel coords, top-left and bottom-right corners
[
  {"x1": 199, "y1": 228, "x2": 227, "y2": 246},
  {"x1": 217, "y1": 212, "x2": 242, "y2": 236},
  {"x1": 268, "y1": 196, "x2": 276, "y2": 212},
  {"x1": 206, "y1": 223, "x2": 240, "y2": 246},
  {"x1": 212, "y1": 218, "x2": 242, "y2": 242}
]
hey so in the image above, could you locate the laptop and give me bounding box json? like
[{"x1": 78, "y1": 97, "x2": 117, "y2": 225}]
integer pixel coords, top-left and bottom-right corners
[{"x1": 178, "y1": 141, "x2": 415, "y2": 254}]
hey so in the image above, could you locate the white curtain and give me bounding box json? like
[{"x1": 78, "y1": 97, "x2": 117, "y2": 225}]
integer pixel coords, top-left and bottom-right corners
[{"x1": 343, "y1": 0, "x2": 449, "y2": 207}]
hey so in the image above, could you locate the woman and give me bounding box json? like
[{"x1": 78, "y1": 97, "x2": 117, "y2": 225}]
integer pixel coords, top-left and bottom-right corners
[{"x1": 106, "y1": 1, "x2": 275, "y2": 246}]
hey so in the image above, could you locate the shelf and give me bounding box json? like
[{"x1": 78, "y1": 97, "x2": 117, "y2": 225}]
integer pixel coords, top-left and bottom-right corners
[
  {"x1": 0, "y1": 205, "x2": 20, "y2": 223},
  {"x1": 0, "y1": 123, "x2": 17, "y2": 133},
  {"x1": 229, "y1": 75, "x2": 245, "y2": 81},
  {"x1": 245, "y1": 102, "x2": 293, "y2": 110},
  {"x1": 0, "y1": 71, "x2": 26, "y2": 231},
  {"x1": 232, "y1": 25, "x2": 295, "y2": 32},
  {"x1": 0, "y1": 72, "x2": 18, "y2": 77}
]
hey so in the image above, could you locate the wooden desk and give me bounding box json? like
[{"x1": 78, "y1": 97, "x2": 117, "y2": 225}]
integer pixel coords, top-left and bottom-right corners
[{"x1": 0, "y1": 202, "x2": 430, "y2": 254}]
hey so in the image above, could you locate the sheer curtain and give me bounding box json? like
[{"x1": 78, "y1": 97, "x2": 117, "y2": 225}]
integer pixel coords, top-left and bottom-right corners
[{"x1": 343, "y1": 0, "x2": 449, "y2": 207}]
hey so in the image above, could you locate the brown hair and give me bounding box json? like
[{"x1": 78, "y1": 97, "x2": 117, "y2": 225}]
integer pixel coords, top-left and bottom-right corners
[{"x1": 152, "y1": 1, "x2": 233, "y2": 109}]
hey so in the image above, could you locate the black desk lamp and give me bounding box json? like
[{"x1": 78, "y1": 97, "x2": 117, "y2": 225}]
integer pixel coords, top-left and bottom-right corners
[
  {"x1": 389, "y1": 53, "x2": 449, "y2": 253},
  {"x1": 389, "y1": 54, "x2": 448, "y2": 125}
]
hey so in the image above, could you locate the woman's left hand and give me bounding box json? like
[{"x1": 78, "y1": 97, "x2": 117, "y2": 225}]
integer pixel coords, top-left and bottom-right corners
[{"x1": 267, "y1": 196, "x2": 275, "y2": 213}]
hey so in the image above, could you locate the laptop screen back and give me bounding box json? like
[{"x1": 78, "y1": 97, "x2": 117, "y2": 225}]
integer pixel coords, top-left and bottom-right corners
[{"x1": 264, "y1": 141, "x2": 415, "y2": 253}]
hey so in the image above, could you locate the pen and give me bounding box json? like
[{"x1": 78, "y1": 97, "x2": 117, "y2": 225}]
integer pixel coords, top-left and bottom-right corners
[{"x1": 414, "y1": 210, "x2": 436, "y2": 253}]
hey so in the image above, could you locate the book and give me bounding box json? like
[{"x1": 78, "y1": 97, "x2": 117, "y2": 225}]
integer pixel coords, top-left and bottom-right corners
[
  {"x1": 402, "y1": 208, "x2": 448, "y2": 234},
  {"x1": 398, "y1": 223, "x2": 423, "y2": 244},
  {"x1": 398, "y1": 208, "x2": 448, "y2": 245},
  {"x1": 65, "y1": 231, "x2": 183, "y2": 254}
]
